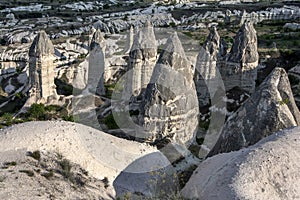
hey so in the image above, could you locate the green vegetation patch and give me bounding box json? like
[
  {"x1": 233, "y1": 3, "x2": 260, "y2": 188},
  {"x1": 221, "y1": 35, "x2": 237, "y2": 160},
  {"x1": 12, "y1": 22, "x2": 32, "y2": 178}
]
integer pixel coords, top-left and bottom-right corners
[
  {"x1": 19, "y1": 170, "x2": 35, "y2": 177},
  {"x1": 102, "y1": 113, "x2": 119, "y2": 129}
]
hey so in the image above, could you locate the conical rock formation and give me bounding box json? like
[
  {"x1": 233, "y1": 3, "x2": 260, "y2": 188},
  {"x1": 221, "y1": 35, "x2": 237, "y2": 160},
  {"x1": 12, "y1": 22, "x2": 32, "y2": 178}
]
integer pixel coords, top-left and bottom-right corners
[
  {"x1": 126, "y1": 21, "x2": 157, "y2": 96},
  {"x1": 219, "y1": 21, "x2": 259, "y2": 93},
  {"x1": 27, "y1": 30, "x2": 57, "y2": 104},
  {"x1": 194, "y1": 26, "x2": 221, "y2": 107},
  {"x1": 87, "y1": 29, "x2": 106, "y2": 95},
  {"x1": 208, "y1": 67, "x2": 300, "y2": 157},
  {"x1": 139, "y1": 32, "x2": 199, "y2": 146},
  {"x1": 124, "y1": 26, "x2": 134, "y2": 54},
  {"x1": 288, "y1": 64, "x2": 300, "y2": 109}
]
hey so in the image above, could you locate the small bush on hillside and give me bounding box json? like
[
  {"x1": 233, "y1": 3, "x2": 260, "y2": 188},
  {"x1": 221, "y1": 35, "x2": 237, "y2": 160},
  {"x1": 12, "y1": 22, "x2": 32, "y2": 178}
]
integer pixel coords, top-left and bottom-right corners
[
  {"x1": 28, "y1": 103, "x2": 46, "y2": 120},
  {"x1": 19, "y1": 170, "x2": 35, "y2": 177},
  {"x1": 27, "y1": 150, "x2": 41, "y2": 161},
  {"x1": 103, "y1": 114, "x2": 119, "y2": 129}
]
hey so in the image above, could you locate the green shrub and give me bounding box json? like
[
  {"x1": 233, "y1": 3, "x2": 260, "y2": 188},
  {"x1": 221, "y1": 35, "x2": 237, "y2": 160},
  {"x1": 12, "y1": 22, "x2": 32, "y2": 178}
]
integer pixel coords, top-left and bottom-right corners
[
  {"x1": 19, "y1": 170, "x2": 35, "y2": 177},
  {"x1": 41, "y1": 170, "x2": 54, "y2": 180},
  {"x1": 28, "y1": 103, "x2": 46, "y2": 120},
  {"x1": 4, "y1": 161, "x2": 17, "y2": 166},
  {"x1": 279, "y1": 98, "x2": 289, "y2": 105},
  {"x1": 102, "y1": 177, "x2": 109, "y2": 188},
  {"x1": 288, "y1": 75, "x2": 299, "y2": 85},
  {"x1": 0, "y1": 176, "x2": 5, "y2": 182},
  {"x1": 103, "y1": 4, "x2": 110, "y2": 9},
  {"x1": 62, "y1": 115, "x2": 74, "y2": 122},
  {"x1": 1, "y1": 113, "x2": 13, "y2": 125},
  {"x1": 59, "y1": 159, "x2": 72, "y2": 178},
  {"x1": 27, "y1": 150, "x2": 41, "y2": 161},
  {"x1": 103, "y1": 114, "x2": 119, "y2": 129}
]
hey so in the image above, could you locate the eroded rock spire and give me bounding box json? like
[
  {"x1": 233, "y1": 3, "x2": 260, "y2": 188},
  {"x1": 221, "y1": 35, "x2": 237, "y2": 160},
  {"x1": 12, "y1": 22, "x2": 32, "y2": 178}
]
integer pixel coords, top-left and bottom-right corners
[
  {"x1": 219, "y1": 21, "x2": 259, "y2": 93},
  {"x1": 139, "y1": 32, "x2": 199, "y2": 146},
  {"x1": 126, "y1": 21, "x2": 157, "y2": 96},
  {"x1": 194, "y1": 26, "x2": 221, "y2": 107},
  {"x1": 87, "y1": 29, "x2": 106, "y2": 95},
  {"x1": 27, "y1": 30, "x2": 57, "y2": 104}
]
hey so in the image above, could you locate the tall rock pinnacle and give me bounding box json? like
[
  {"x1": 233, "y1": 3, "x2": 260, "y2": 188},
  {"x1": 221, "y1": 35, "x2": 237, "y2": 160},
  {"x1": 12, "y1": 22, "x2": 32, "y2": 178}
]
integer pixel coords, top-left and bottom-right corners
[
  {"x1": 219, "y1": 21, "x2": 259, "y2": 93},
  {"x1": 139, "y1": 32, "x2": 199, "y2": 146},
  {"x1": 228, "y1": 21, "x2": 258, "y2": 64},
  {"x1": 90, "y1": 29, "x2": 105, "y2": 51},
  {"x1": 126, "y1": 21, "x2": 157, "y2": 96},
  {"x1": 87, "y1": 29, "x2": 106, "y2": 95},
  {"x1": 124, "y1": 26, "x2": 134, "y2": 54},
  {"x1": 208, "y1": 68, "x2": 300, "y2": 157},
  {"x1": 28, "y1": 30, "x2": 57, "y2": 104},
  {"x1": 194, "y1": 26, "x2": 221, "y2": 107}
]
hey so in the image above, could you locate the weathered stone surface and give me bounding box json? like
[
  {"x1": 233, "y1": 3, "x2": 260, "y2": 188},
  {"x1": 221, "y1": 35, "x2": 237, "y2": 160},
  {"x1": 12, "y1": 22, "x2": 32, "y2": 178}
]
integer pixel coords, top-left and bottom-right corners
[
  {"x1": 284, "y1": 22, "x2": 300, "y2": 31},
  {"x1": 27, "y1": 30, "x2": 57, "y2": 104},
  {"x1": 87, "y1": 29, "x2": 106, "y2": 95},
  {"x1": 139, "y1": 32, "x2": 199, "y2": 146},
  {"x1": 208, "y1": 67, "x2": 300, "y2": 157},
  {"x1": 288, "y1": 64, "x2": 300, "y2": 109},
  {"x1": 181, "y1": 126, "x2": 300, "y2": 200},
  {"x1": 219, "y1": 21, "x2": 259, "y2": 93},
  {"x1": 126, "y1": 21, "x2": 157, "y2": 96}
]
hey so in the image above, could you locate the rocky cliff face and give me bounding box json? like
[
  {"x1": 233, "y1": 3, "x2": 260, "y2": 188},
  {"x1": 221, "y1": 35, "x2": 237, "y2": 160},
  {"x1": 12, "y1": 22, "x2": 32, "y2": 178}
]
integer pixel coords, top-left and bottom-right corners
[
  {"x1": 219, "y1": 21, "x2": 259, "y2": 94},
  {"x1": 139, "y1": 32, "x2": 199, "y2": 146},
  {"x1": 27, "y1": 30, "x2": 57, "y2": 104},
  {"x1": 208, "y1": 68, "x2": 300, "y2": 157},
  {"x1": 194, "y1": 26, "x2": 221, "y2": 107},
  {"x1": 87, "y1": 29, "x2": 106, "y2": 95},
  {"x1": 126, "y1": 21, "x2": 157, "y2": 96}
]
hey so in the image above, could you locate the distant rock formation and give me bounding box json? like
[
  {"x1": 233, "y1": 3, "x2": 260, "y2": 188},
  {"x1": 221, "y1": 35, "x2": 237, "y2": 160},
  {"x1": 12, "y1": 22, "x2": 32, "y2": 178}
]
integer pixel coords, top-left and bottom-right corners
[
  {"x1": 219, "y1": 21, "x2": 259, "y2": 94},
  {"x1": 139, "y1": 32, "x2": 199, "y2": 146},
  {"x1": 126, "y1": 21, "x2": 157, "y2": 97},
  {"x1": 27, "y1": 30, "x2": 57, "y2": 104},
  {"x1": 124, "y1": 26, "x2": 134, "y2": 54},
  {"x1": 181, "y1": 126, "x2": 300, "y2": 200},
  {"x1": 87, "y1": 29, "x2": 106, "y2": 95},
  {"x1": 288, "y1": 64, "x2": 300, "y2": 109},
  {"x1": 194, "y1": 26, "x2": 221, "y2": 107},
  {"x1": 208, "y1": 68, "x2": 300, "y2": 157}
]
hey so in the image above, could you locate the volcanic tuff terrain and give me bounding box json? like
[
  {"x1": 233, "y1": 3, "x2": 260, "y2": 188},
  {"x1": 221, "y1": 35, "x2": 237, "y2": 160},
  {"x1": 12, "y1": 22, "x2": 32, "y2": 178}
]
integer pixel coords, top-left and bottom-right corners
[{"x1": 0, "y1": 0, "x2": 300, "y2": 199}]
